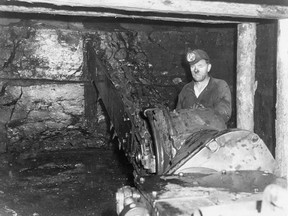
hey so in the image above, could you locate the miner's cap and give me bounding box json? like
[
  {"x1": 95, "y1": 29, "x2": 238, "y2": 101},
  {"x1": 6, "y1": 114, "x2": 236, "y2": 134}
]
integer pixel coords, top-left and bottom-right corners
[{"x1": 186, "y1": 49, "x2": 210, "y2": 65}]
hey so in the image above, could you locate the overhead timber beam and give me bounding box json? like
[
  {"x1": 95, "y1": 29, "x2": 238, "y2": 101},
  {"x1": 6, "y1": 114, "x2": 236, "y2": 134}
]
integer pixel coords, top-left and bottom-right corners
[
  {"x1": 0, "y1": 0, "x2": 288, "y2": 22},
  {"x1": 0, "y1": 6, "x2": 241, "y2": 24}
]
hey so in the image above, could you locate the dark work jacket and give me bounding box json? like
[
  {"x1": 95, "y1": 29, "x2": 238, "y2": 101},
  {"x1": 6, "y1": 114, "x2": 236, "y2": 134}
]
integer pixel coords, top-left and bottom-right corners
[{"x1": 176, "y1": 77, "x2": 232, "y2": 123}]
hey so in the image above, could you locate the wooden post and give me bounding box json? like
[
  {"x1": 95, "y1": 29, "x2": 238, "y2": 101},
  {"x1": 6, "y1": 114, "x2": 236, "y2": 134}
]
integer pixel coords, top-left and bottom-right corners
[
  {"x1": 275, "y1": 19, "x2": 288, "y2": 178},
  {"x1": 236, "y1": 23, "x2": 257, "y2": 131}
]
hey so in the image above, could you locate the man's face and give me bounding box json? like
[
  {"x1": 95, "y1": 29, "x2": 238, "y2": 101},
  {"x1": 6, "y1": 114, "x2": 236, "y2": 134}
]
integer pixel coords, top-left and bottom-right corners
[{"x1": 190, "y1": 59, "x2": 211, "y2": 82}]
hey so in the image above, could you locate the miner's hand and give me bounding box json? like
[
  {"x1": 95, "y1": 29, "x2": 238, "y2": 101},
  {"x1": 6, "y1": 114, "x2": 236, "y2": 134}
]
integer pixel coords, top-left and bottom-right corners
[{"x1": 192, "y1": 103, "x2": 205, "y2": 109}]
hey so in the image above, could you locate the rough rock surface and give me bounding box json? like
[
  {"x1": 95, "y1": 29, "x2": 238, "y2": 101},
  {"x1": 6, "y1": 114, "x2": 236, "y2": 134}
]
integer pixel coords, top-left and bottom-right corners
[
  {"x1": 0, "y1": 22, "x2": 104, "y2": 152},
  {"x1": 0, "y1": 27, "x2": 83, "y2": 80}
]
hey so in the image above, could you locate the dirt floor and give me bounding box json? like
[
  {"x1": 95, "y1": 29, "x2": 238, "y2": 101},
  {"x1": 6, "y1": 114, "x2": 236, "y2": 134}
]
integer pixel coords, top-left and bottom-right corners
[{"x1": 0, "y1": 145, "x2": 134, "y2": 216}]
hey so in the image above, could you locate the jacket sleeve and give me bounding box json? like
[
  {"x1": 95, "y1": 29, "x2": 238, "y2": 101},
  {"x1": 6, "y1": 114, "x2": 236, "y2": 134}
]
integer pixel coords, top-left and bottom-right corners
[{"x1": 213, "y1": 81, "x2": 232, "y2": 123}]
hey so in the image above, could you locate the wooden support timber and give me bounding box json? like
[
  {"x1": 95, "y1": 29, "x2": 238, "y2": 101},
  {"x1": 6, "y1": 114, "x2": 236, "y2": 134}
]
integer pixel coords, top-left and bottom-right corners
[
  {"x1": 276, "y1": 19, "x2": 288, "y2": 178},
  {"x1": 236, "y1": 23, "x2": 257, "y2": 131},
  {"x1": 1, "y1": 0, "x2": 288, "y2": 22}
]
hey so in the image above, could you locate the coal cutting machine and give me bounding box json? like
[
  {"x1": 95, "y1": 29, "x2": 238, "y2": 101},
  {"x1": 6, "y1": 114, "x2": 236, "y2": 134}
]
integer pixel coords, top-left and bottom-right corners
[{"x1": 86, "y1": 43, "x2": 287, "y2": 216}]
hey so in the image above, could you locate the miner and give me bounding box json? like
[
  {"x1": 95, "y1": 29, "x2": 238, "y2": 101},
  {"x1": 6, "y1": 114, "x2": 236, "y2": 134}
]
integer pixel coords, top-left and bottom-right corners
[{"x1": 176, "y1": 49, "x2": 232, "y2": 123}]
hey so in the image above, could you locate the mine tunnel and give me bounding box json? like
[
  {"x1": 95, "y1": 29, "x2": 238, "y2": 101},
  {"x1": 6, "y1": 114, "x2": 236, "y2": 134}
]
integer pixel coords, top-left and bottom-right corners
[{"x1": 0, "y1": 1, "x2": 288, "y2": 216}]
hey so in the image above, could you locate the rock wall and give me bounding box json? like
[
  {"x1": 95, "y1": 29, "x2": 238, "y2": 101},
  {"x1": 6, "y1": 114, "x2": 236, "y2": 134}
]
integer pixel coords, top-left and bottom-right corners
[{"x1": 0, "y1": 20, "x2": 102, "y2": 153}]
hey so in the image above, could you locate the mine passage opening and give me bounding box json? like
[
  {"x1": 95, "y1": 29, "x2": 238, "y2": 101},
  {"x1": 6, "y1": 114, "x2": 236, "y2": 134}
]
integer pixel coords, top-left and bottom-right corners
[{"x1": 0, "y1": 6, "x2": 282, "y2": 214}]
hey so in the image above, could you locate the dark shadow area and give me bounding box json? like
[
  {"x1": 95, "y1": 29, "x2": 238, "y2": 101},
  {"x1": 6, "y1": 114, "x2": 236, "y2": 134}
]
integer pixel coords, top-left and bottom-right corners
[{"x1": 0, "y1": 136, "x2": 134, "y2": 216}]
